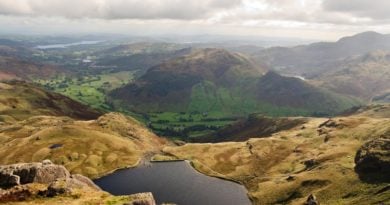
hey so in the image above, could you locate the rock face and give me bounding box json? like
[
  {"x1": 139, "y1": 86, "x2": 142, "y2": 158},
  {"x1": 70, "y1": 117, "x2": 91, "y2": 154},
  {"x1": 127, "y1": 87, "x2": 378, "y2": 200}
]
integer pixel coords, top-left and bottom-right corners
[
  {"x1": 0, "y1": 160, "x2": 101, "y2": 193},
  {"x1": 125, "y1": 192, "x2": 157, "y2": 205},
  {"x1": 0, "y1": 160, "x2": 70, "y2": 188},
  {"x1": 355, "y1": 136, "x2": 390, "y2": 182},
  {"x1": 0, "y1": 160, "x2": 159, "y2": 205}
]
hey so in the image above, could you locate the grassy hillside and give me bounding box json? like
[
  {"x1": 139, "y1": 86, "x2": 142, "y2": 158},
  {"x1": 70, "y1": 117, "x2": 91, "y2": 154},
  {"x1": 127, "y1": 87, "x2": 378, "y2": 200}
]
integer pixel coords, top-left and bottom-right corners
[
  {"x1": 256, "y1": 71, "x2": 362, "y2": 115},
  {"x1": 110, "y1": 49, "x2": 359, "y2": 117},
  {"x1": 194, "y1": 114, "x2": 307, "y2": 142},
  {"x1": 0, "y1": 112, "x2": 166, "y2": 179},
  {"x1": 109, "y1": 48, "x2": 361, "y2": 138},
  {"x1": 159, "y1": 105, "x2": 390, "y2": 204},
  {"x1": 0, "y1": 56, "x2": 64, "y2": 81},
  {"x1": 110, "y1": 48, "x2": 264, "y2": 112},
  {"x1": 0, "y1": 81, "x2": 101, "y2": 121}
]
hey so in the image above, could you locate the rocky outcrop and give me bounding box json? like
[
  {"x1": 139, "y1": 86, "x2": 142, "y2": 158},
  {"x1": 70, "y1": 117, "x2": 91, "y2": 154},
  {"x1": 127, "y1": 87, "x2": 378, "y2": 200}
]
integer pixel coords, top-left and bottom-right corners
[
  {"x1": 355, "y1": 136, "x2": 390, "y2": 182},
  {"x1": 0, "y1": 160, "x2": 70, "y2": 189},
  {"x1": 0, "y1": 160, "x2": 101, "y2": 198},
  {"x1": 0, "y1": 160, "x2": 159, "y2": 205},
  {"x1": 125, "y1": 192, "x2": 157, "y2": 205}
]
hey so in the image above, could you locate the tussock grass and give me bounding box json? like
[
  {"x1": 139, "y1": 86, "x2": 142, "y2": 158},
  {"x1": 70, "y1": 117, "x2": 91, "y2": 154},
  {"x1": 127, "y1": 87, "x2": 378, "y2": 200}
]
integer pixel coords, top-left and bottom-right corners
[{"x1": 162, "y1": 114, "x2": 390, "y2": 204}]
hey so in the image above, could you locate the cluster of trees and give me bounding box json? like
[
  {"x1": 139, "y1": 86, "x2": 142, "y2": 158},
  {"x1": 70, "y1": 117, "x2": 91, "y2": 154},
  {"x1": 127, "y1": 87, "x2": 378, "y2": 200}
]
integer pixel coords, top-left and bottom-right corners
[{"x1": 150, "y1": 124, "x2": 220, "y2": 140}]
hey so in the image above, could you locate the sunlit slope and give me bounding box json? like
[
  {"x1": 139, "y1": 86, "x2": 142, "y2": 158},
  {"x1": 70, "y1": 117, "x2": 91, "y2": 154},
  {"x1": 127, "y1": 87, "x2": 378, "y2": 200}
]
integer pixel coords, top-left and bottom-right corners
[
  {"x1": 0, "y1": 113, "x2": 166, "y2": 179},
  {"x1": 0, "y1": 81, "x2": 101, "y2": 121},
  {"x1": 161, "y1": 106, "x2": 390, "y2": 204}
]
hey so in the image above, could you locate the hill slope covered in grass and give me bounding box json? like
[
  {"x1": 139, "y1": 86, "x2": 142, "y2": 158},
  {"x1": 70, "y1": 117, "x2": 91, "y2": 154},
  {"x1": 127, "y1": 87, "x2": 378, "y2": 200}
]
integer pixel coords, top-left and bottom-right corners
[
  {"x1": 0, "y1": 112, "x2": 166, "y2": 179},
  {"x1": 0, "y1": 56, "x2": 64, "y2": 81},
  {"x1": 110, "y1": 48, "x2": 360, "y2": 118},
  {"x1": 0, "y1": 81, "x2": 101, "y2": 121},
  {"x1": 159, "y1": 105, "x2": 390, "y2": 204},
  {"x1": 110, "y1": 48, "x2": 265, "y2": 113}
]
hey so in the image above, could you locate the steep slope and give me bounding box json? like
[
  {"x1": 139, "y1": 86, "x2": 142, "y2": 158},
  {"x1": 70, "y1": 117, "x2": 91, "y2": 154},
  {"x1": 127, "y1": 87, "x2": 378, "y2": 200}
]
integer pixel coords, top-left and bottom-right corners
[
  {"x1": 255, "y1": 71, "x2": 362, "y2": 115},
  {"x1": 0, "y1": 112, "x2": 166, "y2": 179},
  {"x1": 110, "y1": 49, "x2": 360, "y2": 117},
  {"x1": 0, "y1": 56, "x2": 63, "y2": 81},
  {"x1": 343, "y1": 104, "x2": 390, "y2": 118},
  {"x1": 253, "y1": 31, "x2": 390, "y2": 77},
  {"x1": 110, "y1": 48, "x2": 265, "y2": 113},
  {"x1": 0, "y1": 81, "x2": 101, "y2": 120},
  {"x1": 194, "y1": 114, "x2": 307, "y2": 142},
  {"x1": 314, "y1": 51, "x2": 390, "y2": 101},
  {"x1": 160, "y1": 105, "x2": 390, "y2": 205}
]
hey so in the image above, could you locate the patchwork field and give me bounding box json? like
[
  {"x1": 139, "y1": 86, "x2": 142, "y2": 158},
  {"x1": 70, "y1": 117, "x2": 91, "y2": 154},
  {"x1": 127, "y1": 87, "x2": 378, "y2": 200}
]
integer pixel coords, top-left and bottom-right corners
[{"x1": 35, "y1": 71, "x2": 136, "y2": 110}]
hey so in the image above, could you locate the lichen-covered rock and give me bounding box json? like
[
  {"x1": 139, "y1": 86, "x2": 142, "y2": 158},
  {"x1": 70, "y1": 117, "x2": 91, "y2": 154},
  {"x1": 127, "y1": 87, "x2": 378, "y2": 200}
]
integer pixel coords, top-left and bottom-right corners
[
  {"x1": 355, "y1": 136, "x2": 390, "y2": 182},
  {"x1": 0, "y1": 160, "x2": 101, "y2": 192},
  {"x1": 46, "y1": 177, "x2": 93, "y2": 197},
  {"x1": 0, "y1": 161, "x2": 159, "y2": 204},
  {"x1": 71, "y1": 174, "x2": 101, "y2": 191},
  {"x1": 124, "y1": 192, "x2": 156, "y2": 205},
  {"x1": 0, "y1": 160, "x2": 70, "y2": 188}
]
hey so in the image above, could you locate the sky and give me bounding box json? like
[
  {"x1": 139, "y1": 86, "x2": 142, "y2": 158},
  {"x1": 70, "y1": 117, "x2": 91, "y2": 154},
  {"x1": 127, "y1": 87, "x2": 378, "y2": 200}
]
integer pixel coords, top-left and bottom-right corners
[{"x1": 0, "y1": 0, "x2": 390, "y2": 40}]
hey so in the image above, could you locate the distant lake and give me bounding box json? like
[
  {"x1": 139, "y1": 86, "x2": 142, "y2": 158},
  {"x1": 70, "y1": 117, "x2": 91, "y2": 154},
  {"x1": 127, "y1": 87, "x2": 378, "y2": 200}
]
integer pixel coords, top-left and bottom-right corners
[
  {"x1": 36, "y1": 41, "x2": 101, "y2": 49},
  {"x1": 94, "y1": 161, "x2": 251, "y2": 205}
]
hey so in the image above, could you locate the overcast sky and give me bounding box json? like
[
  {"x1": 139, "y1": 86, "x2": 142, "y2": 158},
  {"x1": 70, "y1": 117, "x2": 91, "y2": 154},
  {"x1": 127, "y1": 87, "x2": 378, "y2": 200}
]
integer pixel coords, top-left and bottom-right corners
[{"x1": 0, "y1": 0, "x2": 389, "y2": 40}]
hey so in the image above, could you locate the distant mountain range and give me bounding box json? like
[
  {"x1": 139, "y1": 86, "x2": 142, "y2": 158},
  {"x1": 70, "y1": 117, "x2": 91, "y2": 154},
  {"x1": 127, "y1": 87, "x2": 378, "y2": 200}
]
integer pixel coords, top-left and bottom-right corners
[{"x1": 251, "y1": 31, "x2": 390, "y2": 102}]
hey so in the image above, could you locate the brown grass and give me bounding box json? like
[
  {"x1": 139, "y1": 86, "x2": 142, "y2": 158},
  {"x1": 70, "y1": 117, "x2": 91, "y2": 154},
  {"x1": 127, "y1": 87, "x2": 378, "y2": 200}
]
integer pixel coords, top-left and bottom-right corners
[
  {"x1": 0, "y1": 113, "x2": 166, "y2": 179},
  {"x1": 162, "y1": 116, "x2": 390, "y2": 204}
]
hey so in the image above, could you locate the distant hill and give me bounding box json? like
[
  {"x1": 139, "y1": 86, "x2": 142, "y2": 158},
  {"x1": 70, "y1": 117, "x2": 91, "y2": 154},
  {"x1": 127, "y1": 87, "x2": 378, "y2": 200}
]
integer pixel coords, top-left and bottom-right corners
[
  {"x1": 97, "y1": 47, "x2": 192, "y2": 73},
  {"x1": 0, "y1": 56, "x2": 64, "y2": 81},
  {"x1": 255, "y1": 71, "x2": 362, "y2": 115},
  {"x1": 0, "y1": 81, "x2": 101, "y2": 120},
  {"x1": 110, "y1": 48, "x2": 264, "y2": 114},
  {"x1": 0, "y1": 39, "x2": 24, "y2": 47},
  {"x1": 109, "y1": 48, "x2": 360, "y2": 117},
  {"x1": 97, "y1": 42, "x2": 187, "y2": 56},
  {"x1": 314, "y1": 51, "x2": 390, "y2": 101},
  {"x1": 253, "y1": 31, "x2": 390, "y2": 77}
]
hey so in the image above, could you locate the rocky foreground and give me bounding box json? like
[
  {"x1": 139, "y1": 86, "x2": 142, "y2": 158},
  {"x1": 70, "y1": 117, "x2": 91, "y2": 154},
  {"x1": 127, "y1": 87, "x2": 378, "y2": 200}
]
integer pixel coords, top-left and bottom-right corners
[{"x1": 0, "y1": 160, "x2": 158, "y2": 205}]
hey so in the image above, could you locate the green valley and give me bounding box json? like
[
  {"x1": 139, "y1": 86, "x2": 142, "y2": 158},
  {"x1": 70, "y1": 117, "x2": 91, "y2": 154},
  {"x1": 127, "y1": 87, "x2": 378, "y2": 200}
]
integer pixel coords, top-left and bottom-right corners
[{"x1": 35, "y1": 71, "x2": 136, "y2": 110}]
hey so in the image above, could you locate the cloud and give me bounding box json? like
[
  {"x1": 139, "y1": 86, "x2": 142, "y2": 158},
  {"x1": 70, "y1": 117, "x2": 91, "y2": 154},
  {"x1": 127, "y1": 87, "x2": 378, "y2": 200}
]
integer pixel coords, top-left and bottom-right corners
[
  {"x1": 0, "y1": 0, "x2": 243, "y2": 20},
  {"x1": 1, "y1": 0, "x2": 390, "y2": 40},
  {"x1": 322, "y1": 0, "x2": 390, "y2": 20},
  {"x1": 211, "y1": 0, "x2": 389, "y2": 26}
]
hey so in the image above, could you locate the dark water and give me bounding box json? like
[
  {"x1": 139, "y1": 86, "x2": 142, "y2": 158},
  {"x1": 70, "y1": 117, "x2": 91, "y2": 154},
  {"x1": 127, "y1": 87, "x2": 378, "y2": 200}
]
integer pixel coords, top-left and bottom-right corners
[
  {"x1": 49, "y1": 144, "x2": 63, "y2": 149},
  {"x1": 94, "y1": 161, "x2": 251, "y2": 205}
]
